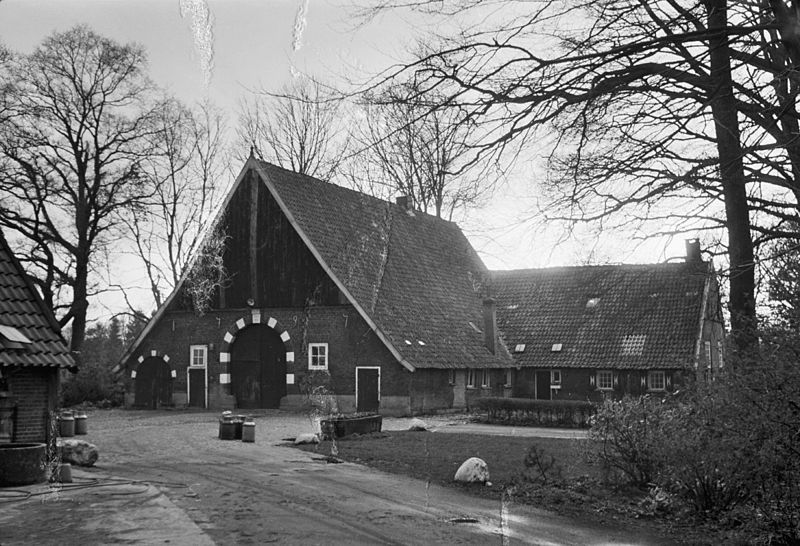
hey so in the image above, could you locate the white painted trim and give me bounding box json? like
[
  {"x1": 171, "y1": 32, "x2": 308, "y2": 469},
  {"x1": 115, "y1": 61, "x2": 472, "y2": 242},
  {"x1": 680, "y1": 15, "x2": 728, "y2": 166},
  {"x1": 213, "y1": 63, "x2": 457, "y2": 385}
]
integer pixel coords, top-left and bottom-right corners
[
  {"x1": 186, "y1": 364, "x2": 208, "y2": 409},
  {"x1": 137, "y1": 355, "x2": 144, "y2": 363},
  {"x1": 251, "y1": 310, "x2": 261, "y2": 323},
  {"x1": 190, "y1": 345, "x2": 208, "y2": 368},
  {"x1": 308, "y1": 343, "x2": 329, "y2": 371},
  {"x1": 224, "y1": 332, "x2": 234, "y2": 343},
  {"x1": 236, "y1": 318, "x2": 246, "y2": 330},
  {"x1": 267, "y1": 317, "x2": 277, "y2": 329},
  {"x1": 131, "y1": 370, "x2": 137, "y2": 379},
  {"x1": 254, "y1": 162, "x2": 415, "y2": 373},
  {"x1": 286, "y1": 351, "x2": 295, "y2": 363},
  {"x1": 170, "y1": 369, "x2": 177, "y2": 378},
  {"x1": 286, "y1": 373, "x2": 295, "y2": 385},
  {"x1": 355, "y1": 366, "x2": 381, "y2": 411},
  {"x1": 220, "y1": 373, "x2": 231, "y2": 384},
  {"x1": 280, "y1": 331, "x2": 291, "y2": 342}
]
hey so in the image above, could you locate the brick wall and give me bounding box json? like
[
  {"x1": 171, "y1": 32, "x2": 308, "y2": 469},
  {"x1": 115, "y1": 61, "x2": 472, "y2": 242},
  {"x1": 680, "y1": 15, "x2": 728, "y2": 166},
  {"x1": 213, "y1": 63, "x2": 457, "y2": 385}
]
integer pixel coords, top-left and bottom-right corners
[
  {"x1": 5, "y1": 366, "x2": 58, "y2": 443},
  {"x1": 123, "y1": 304, "x2": 412, "y2": 411}
]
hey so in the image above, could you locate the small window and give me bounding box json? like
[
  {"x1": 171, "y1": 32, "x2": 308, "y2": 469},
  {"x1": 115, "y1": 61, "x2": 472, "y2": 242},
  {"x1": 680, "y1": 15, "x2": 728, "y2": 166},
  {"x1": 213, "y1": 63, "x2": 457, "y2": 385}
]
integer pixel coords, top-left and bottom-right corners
[
  {"x1": 648, "y1": 370, "x2": 666, "y2": 391},
  {"x1": 597, "y1": 370, "x2": 613, "y2": 390},
  {"x1": 481, "y1": 369, "x2": 491, "y2": 388},
  {"x1": 551, "y1": 343, "x2": 563, "y2": 352},
  {"x1": 448, "y1": 369, "x2": 455, "y2": 385},
  {"x1": 551, "y1": 369, "x2": 561, "y2": 385},
  {"x1": 504, "y1": 369, "x2": 513, "y2": 388},
  {"x1": 514, "y1": 344, "x2": 526, "y2": 353},
  {"x1": 704, "y1": 341, "x2": 712, "y2": 366},
  {"x1": 586, "y1": 297, "x2": 600, "y2": 309},
  {"x1": 467, "y1": 368, "x2": 476, "y2": 388},
  {"x1": 190, "y1": 345, "x2": 207, "y2": 367},
  {"x1": 621, "y1": 335, "x2": 646, "y2": 356},
  {"x1": 717, "y1": 341, "x2": 724, "y2": 369},
  {"x1": 308, "y1": 343, "x2": 328, "y2": 370}
]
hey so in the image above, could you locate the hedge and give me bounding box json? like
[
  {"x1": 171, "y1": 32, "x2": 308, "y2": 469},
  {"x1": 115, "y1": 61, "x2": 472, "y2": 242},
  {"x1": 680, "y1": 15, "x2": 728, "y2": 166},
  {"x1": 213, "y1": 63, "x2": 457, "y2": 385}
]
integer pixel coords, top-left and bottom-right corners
[{"x1": 472, "y1": 397, "x2": 596, "y2": 428}]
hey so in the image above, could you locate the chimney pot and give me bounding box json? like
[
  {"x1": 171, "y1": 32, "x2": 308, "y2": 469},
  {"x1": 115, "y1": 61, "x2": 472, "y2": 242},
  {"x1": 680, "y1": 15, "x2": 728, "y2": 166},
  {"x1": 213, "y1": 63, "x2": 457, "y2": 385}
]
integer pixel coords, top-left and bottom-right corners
[
  {"x1": 482, "y1": 297, "x2": 497, "y2": 355},
  {"x1": 395, "y1": 195, "x2": 410, "y2": 210},
  {"x1": 685, "y1": 239, "x2": 702, "y2": 263}
]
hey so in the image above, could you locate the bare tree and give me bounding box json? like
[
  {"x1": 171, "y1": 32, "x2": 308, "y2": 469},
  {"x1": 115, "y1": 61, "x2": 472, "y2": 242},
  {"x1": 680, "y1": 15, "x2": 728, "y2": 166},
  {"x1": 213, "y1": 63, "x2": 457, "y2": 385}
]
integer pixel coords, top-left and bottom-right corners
[
  {"x1": 350, "y1": 82, "x2": 495, "y2": 220},
  {"x1": 123, "y1": 99, "x2": 229, "y2": 309},
  {"x1": 237, "y1": 77, "x2": 348, "y2": 181},
  {"x1": 0, "y1": 26, "x2": 164, "y2": 354},
  {"x1": 354, "y1": 0, "x2": 800, "y2": 351}
]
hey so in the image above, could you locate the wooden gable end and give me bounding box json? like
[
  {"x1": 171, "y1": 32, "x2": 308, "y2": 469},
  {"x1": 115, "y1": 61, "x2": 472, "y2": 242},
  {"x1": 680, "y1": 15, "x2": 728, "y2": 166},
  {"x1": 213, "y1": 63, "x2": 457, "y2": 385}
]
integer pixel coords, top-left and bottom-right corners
[{"x1": 174, "y1": 168, "x2": 342, "y2": 311}]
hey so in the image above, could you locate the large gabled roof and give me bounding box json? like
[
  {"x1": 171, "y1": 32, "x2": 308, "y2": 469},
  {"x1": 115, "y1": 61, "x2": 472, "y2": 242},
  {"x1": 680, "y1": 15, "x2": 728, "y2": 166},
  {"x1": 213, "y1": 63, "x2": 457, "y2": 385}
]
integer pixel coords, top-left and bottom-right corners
[
  {"x1": 492, "y1": 262, "x2": 711, "y2": 370},
  {"x1": 0, "y1": 229, "x2": 75, "y2": 369},
  {"x1": 256, "y1": 161, "x2": 514, "y2": 369}
]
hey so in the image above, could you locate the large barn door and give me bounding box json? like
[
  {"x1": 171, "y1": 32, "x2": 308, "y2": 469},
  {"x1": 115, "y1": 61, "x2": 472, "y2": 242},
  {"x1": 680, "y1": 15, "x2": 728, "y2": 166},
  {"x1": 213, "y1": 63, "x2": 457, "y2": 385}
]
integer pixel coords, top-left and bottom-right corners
[
  {"x1": 135, "y1": 357, "x2": 172, "y2": 409},
  {"x1": 230, "y1": 325, "x2": 286, "y2": 408},
  {"x1": 356, "y1": 367, "x2": 380, "y2": 413}
]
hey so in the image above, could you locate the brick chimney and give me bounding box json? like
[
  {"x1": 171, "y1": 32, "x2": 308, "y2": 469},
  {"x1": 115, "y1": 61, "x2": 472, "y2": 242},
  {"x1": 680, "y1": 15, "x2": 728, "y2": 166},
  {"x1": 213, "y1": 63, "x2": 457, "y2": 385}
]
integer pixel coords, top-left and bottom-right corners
[
  {"x1": 482, "y1": 297, "x2": 496, "y2": 355},
  {"x1": 395, "y1": 195, "x2": 411, "y2": 210},
  {"x1": 685, "y1": 239, "x2": 702, "y2": 263}
]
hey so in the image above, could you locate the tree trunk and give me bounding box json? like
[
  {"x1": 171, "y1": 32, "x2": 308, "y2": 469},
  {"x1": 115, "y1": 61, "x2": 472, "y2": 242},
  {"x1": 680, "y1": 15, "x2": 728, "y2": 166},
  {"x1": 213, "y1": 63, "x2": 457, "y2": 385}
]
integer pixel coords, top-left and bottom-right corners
[{"x1": 706, "y1": 0, "x2": 758, "y2": 351}]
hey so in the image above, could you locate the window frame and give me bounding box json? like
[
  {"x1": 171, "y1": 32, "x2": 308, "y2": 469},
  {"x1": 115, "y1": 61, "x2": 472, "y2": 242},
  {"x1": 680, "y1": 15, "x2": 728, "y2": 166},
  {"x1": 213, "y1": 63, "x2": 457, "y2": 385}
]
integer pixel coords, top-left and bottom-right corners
[
  {"x1": 308, "y1": 343, "x2": 329, "y2": 371},
  {"x1": 504, "y1": 368, "x2": 513, "y2": 388},
  {"x1": 481, "y1": 369, "x2": 491, "y2": 388},
  {"x1": 647, "y1": 370, "x2": 666, "y2": 392},
  {"x1": 189, "y1": 345, "x2": 208, "y2": 368},
  {"x1": 551, "y1": 369, "x2": 562, "y2": 389},
  {"x1": 597, "y1": 370, "x2": 613, "y2": 391},
  {"x1": 467, "y1": 368, "x2": 476, "y2": 389},
  {"x1": 448, "y1": 369, "x2": 455, "y2": 386}
]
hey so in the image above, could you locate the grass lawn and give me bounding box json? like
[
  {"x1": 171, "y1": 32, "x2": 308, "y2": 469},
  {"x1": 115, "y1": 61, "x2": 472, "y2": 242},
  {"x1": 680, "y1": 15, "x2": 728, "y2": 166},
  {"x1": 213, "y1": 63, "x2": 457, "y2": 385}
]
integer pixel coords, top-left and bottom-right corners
[{"x1": 294, "y1": 431, "x2": 732, "y2": 545}]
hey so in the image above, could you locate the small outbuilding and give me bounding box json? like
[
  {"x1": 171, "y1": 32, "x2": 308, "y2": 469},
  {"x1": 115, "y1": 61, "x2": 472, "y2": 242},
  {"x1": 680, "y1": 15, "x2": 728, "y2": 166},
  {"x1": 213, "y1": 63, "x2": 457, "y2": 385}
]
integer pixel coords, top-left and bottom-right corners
[{"x1": 0, "y1": 229, "x2": 75, "y2": 444}]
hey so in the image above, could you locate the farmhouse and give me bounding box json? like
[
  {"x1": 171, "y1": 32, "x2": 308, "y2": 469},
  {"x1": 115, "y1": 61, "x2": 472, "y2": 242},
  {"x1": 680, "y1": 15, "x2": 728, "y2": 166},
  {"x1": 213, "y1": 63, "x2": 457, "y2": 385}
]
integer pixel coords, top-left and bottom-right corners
[
  {"x1": 119, "y1": 158, "x2": 723, "y2": 413},
  {"x1": 0, "y1": 229, "x2": 75, "y2": 443}
]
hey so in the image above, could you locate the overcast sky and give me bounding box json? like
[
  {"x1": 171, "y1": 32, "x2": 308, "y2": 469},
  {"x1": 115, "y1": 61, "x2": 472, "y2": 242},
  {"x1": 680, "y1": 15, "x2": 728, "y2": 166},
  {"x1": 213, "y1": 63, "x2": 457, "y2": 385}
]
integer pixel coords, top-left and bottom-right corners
[{"x1": 0, "y1": 0, "x2": 690, "y2": 319}]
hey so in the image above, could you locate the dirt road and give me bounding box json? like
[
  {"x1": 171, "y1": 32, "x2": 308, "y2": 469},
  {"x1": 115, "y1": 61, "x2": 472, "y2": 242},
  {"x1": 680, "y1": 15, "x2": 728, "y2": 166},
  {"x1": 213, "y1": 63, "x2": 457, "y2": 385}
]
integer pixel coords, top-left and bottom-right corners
[{"x1": 18, "y1": 410, "x2": 672, "y2": 545}]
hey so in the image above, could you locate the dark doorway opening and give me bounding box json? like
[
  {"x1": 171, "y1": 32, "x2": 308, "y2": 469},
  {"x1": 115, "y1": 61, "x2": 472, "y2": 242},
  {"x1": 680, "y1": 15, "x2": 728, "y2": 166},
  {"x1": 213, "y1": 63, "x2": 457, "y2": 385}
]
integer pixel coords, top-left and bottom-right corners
[
  {"x1": 188, "y1": 368, "x2": 205, "y2": 408},
  {"x1": 356, "y1": 367, "x2": 380, "y2": 413},
  {"x1": 230, "y1": 326, "x2": 286, "y2": 408},
  {"x1": 535, "y1": 370, "x2": 551, "y2": 400},
  {"x1": 135, "y1": 357, "x2": 172, "y2": 409}
]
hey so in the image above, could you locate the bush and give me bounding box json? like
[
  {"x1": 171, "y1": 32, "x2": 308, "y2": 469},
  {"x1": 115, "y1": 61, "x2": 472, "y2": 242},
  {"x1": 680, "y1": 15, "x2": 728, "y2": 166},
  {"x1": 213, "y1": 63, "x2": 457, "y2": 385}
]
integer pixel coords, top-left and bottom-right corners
[
  {"x1": 587, "y1": 331, "x2": 800, "y2": 543},
  {"x1": 473, "y1": 397, "x2": 595, "y2": 428}
]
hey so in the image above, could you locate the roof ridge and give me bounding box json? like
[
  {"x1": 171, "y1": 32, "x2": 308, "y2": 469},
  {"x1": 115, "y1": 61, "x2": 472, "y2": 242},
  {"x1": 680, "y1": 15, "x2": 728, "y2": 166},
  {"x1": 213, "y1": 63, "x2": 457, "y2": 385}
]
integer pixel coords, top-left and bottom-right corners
[{"x1": 491, "y1": 261, "x2": 706, "y2": 275}]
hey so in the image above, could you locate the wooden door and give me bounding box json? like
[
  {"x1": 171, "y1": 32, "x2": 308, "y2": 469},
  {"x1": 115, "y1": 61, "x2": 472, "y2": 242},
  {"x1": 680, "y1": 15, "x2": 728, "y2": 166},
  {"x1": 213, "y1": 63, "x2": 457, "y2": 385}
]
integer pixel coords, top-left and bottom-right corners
[
  {"x1": 230, "y1": 326, "x2": 286, "y2": 409},
  {"x1": 535, "y1": 370, "x2": 551, "y2": 400},
  {"x1": 188, "y1": 368, "x2": 205, "y2": 408},
  {"x1": 356, "y1": 367, "x2": 380, "y2": 413},
  {"x1": 135, "y1": 357, "x2": 172, "y2": 409}
]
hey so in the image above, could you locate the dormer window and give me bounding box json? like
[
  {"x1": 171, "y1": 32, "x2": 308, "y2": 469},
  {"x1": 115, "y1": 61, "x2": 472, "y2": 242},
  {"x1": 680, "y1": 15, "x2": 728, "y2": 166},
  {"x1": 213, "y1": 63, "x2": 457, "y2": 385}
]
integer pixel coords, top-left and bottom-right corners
[
  {"x1": 586, "y1": 297, "x2": 601, "y2": 309},
  {"x1": 0, "y1": 325, "x2": 32, "y2": 349}
]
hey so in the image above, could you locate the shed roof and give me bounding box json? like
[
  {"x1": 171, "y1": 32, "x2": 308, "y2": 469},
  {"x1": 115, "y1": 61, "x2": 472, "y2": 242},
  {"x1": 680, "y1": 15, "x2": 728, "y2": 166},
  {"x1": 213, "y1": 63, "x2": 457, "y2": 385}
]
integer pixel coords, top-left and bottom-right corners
[
  {"x1": 492, "y1": 263, "x2": 711, "y2": 370},
  {"x1": 257, "y1": 161, "x2": 514, "y2": 369},
  {"x1": 0, "y1": 230, "x2": 75, "y2": 369}
]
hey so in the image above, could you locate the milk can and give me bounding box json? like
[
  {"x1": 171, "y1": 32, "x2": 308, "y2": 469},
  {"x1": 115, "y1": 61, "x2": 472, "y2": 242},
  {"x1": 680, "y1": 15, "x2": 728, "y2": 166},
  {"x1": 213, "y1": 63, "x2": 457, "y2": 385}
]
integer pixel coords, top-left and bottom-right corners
[
  {"x1": 218, "y1": 414, "x2": 235, "y2": 440},
  {"x1": 74, "y1": 412, "x2": 88, "y2": 435},
  {"x1": 241, "y1": 416, "x2": 255, "y2": 443},
  {"x1": 58, "y1": 410, "x2": 75, "y2": 437}
]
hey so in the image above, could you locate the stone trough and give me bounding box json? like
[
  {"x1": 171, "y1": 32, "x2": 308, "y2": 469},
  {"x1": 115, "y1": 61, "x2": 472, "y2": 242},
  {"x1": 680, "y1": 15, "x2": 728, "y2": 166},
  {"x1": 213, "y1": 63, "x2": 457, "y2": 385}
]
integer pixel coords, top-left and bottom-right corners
[{"x1": 0, "y1": 443, "x2": 47, "y2": 486}]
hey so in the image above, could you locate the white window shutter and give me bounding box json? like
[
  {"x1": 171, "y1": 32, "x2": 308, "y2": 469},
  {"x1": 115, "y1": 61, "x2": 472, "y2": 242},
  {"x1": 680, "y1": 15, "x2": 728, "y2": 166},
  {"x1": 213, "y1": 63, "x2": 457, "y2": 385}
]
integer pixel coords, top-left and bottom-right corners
[{"x1": 590, "y1": 374, "x2": 596, "y2": 387}]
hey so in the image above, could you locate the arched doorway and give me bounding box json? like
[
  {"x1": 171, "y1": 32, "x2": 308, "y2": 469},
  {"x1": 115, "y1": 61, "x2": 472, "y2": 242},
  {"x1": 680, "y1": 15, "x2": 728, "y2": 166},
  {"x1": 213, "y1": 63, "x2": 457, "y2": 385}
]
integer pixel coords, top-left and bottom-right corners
[
  {"x1": 230, "y1": 325, "x2": 286, "y2": 408},
  {"x1": 135, "y1": 356, "x2": 172, "y2": 409}
]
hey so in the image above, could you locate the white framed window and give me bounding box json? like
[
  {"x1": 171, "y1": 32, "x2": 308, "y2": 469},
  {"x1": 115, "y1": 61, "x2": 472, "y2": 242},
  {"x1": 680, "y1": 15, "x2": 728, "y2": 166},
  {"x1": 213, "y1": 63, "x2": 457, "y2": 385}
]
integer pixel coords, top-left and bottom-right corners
[
  {"x1": 190, "y1": 345, "x2": 207, "y2": 367},
  {"x1": 448, "y1": 369, "x2": 455, "y2": 385},
  {"x1": 648, "y1": 370, "x2": 666, "y2": 391},
  {"x1": 481, "y1": 369, "x2": 491, "y2": 388},
  {"x1": 551, "y1": 369, "x2": 561, "y2": 388},
  {"x1": 704, "y1": 341, "x2": 712, "y2": 366},
  {"x1": 504, "y1": 369, "x2": 513, "y2": 388},
  {"x1": 717, "y1": 341, "x2": 724, "y2": 369},
  {"x1": 467, "y1": 368, "x2": 476, "y2": 388},
  {"x1": 597, "y1": 370, "x2": 613, "y2": 390},
  {"x1": 308, "y1": 343, "x2": 328, "y2": 370}
]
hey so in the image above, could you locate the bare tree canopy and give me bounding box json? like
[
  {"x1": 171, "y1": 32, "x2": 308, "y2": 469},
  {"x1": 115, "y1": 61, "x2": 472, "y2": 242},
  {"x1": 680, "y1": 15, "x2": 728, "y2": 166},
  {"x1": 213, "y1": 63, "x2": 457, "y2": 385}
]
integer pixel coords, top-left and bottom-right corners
[
  {"x1": 123, "y1": 99, "x2": 230, "y2": 311},
  {"x1": 0, "y1": 25, "x2": 165, "y2": 354},
  {"x1": 349, "y1": 82, "x2": 497, "y2": 220},
  {"x1": 356, "y1": 0, "x2": 800, "y2": 351},
  {"x1": 237, "y1": 77, "x2": 348, "y2": 181}
]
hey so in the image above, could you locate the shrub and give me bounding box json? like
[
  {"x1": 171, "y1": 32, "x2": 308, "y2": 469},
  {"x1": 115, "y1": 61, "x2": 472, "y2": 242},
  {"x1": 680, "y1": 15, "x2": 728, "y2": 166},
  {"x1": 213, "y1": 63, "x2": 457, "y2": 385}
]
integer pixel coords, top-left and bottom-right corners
[
  {"x1": 588, "y1": 395, "x2": 671, "y2": 486},
  {"x1": 473, "y1": 397, "x2": 595, "y2": 427}
]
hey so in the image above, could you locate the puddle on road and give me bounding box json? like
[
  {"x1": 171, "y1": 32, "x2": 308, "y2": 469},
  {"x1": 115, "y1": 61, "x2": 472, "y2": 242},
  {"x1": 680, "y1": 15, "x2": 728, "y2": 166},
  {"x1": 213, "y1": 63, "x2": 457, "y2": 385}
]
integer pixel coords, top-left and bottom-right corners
[{"x1": 449, "y1": 517, "x2": 479, "y2": 524}]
